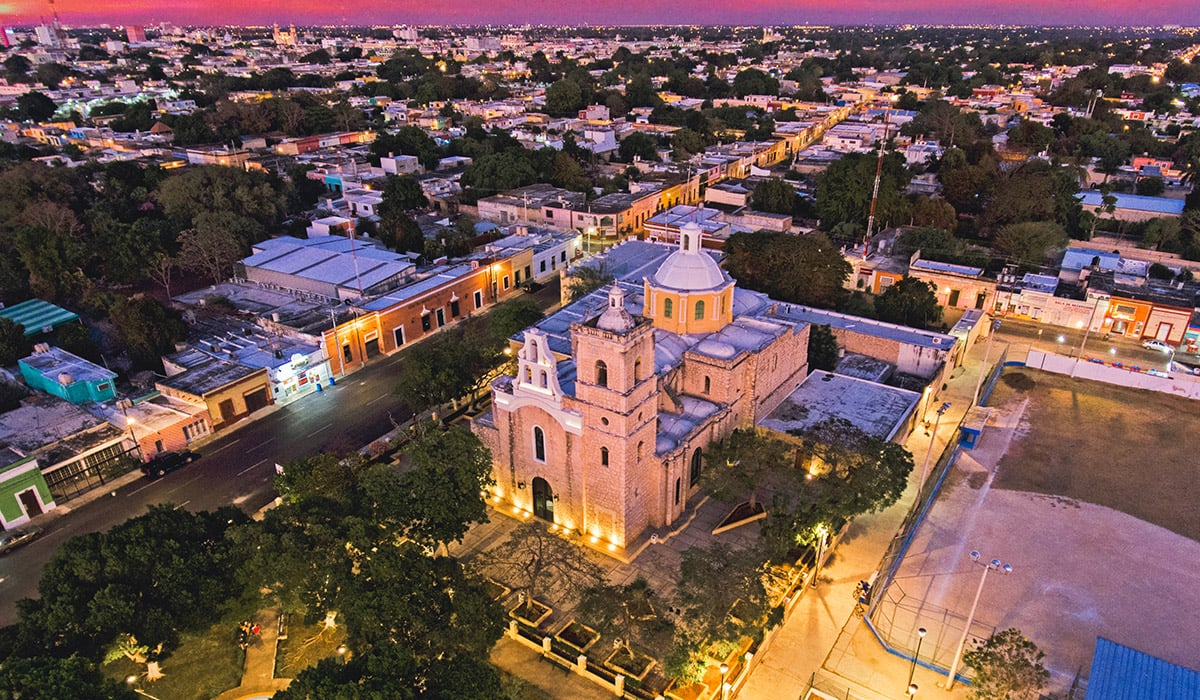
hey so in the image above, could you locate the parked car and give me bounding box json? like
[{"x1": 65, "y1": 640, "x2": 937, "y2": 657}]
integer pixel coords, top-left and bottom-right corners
[
  {"x1": 1142, "y1": 339, "x2": 1172, "y2": 353},
  {"x1": 0, "y1": 526, "x2": 42, "y2": 555},
  {"x1": 140, "y1": 450, "x2": 200, "y2": 479}
]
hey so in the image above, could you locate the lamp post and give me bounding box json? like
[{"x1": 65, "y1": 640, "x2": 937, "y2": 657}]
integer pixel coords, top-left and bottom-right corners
[
  {"x1": 719, "y1": 662, "x2": 729, "y2": 700},
  {"x1": 919, "y1": 402, "x2": 951, "y2": 486},
  {"x1": 125, "y1": 676, "x2": 163, "y2": 700},
  {"x1": 810, "y1": 522, "x2": 829, "y2": 588},
  {"x1": 971, "y1": 319, "x2": 1002, "y2": 407},
  {"x1": 907, "y1": 683, "x2": 918, "y2": 696},
  {"x1": 946, "y1": 551, "x2": 1013, "y2": 690},
  {"x1": 1070, "y1": 299, "x2": 1102, "y2": 379},
  {"x1": 906, "y1": 627, "x2": 927, "y2": 690}
]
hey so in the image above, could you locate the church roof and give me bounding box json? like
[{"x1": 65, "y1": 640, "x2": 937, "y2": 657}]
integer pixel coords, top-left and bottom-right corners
[{"x1": 650, "y1": 223, "x2": 730, "y2": 292}]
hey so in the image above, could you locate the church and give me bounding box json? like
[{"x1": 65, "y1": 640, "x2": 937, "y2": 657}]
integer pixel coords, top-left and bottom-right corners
[{"x1": 472, "y1": 223, "x2": 814, "y2": 551}]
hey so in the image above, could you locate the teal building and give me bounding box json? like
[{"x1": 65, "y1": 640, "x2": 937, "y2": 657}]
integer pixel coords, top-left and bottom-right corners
[{"x1": 19, "y1": 346, "x2": 117, "y2": 404}]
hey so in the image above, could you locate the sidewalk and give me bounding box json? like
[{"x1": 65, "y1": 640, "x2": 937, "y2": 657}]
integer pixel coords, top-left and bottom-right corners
[
  {"x1": 491, "y1": 637, "x2": 610, "y2": 700},
  {"x1": 737, "y1": 339, "x2": 995, "y2": 700},
  {"x1": 213, "y1": 608, "x2": 290, "y2": 700}
]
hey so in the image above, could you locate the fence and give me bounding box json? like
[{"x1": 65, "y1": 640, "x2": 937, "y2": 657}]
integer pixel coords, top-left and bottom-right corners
[{"x1": 1024, "y1": 349, "x2": 1200, "y2": 400}]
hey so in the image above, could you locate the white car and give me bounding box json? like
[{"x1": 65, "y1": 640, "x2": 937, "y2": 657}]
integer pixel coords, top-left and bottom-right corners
[{"x1": 1142, "y1": 339, "x2": 1172, "y2": 353}]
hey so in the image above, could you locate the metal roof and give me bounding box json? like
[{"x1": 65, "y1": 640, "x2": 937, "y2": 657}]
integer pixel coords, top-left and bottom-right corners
[
  {"x1": 0, "y1": 299, "x2": 80, "y2": 336},
  {"x1": 1086, "y1": 637, "x2": 1200, "y2": 700},
  {"x1": 1077, "y1": 191, "x2": 1186, "y2": 215}
]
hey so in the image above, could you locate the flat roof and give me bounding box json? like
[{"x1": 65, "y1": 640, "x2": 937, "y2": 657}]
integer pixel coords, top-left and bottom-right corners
[
  {"x1": 759, "y1": 371, "x2": 920, "y2": 442},
  {"x1": 769, "y1": 304, "x2": 957, "y2": 351},
  {"x1": 911, "y1": 258, "x2": 984, "y2": 278},
  {"x1": 360, "y1": 264, "x2": 477, "y2": 311},
  {"x1": 19, "y1": 346, "x2": 116, "y2": 384},
  {"x1": 1078, "y1": 191, "x2": 1186, "y2": 216},
  {"x1": 1086, "y1": 637, "x2": 1200, "y2": 700},
  {"x1": 158, "y1": 357, "x2": 262, "y2": 397},
  {"x1": 0, "y1": 299, "x2": 80, "y2": 335}
]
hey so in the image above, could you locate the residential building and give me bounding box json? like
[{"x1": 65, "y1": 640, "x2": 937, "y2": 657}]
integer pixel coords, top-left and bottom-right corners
[
  {"x1": 156, "y1": 356, "x2": 274, "y2": 432},
  {"x1": 18, "y1": 346, "x2": 117, "y2": 404},
  {"x1": 0, "y1": 448, "x2": 55, "y2": 528}
]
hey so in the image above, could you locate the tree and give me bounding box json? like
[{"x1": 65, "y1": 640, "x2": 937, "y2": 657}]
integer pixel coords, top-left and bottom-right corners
[
  {"x1": 108, "y1": 295, "x2": 187, "y2": 370},
  {"x1": 751, "y1": 178, "x2": 798, "y2": 215},
  {"x1": 485, "y1": 299, "x2": 544, "y2": 342},
  {"x1": 670, "y1": 128, "x2": 705, "y2": 160},
  {"x1": 3, "y1": 54, "x2": 31, "y2": 80},
  {"x1": 378, "y1": 210, "x2": 425, "y2": 254},
  {"x1": 723, "y1": 231, "x2": 851, "y2": 309},
  {"x1": 367, "y1": 423, "x2": 494, "y2": 551},
  {"x1": 701, "y1": 428, "x2": 795, "y2": 511},
  {"x1": 16, "y1": 91, "x2": 57, "y2": 122},
  {"x1": 381, "y1": 174, "x2": 427, "y2": 213},
  {"x1": 617, "y1": 132, "x2": 660, "y2": 163},
  {"x1": 54, "y1": 322, "x2": 101, "y2": 364},
  {"x1": 910, "y1": 196, "x2": 957, "y2": 230},
  {"x1": 731, "y1": 68, "x2": 779, "y2": 97},
  {"x1": 564, "y1": 263, "x2": 614, "y2": 302},
  {"x1": 154, "y1": 165, "x2": 284, "y2": 236},
  {"x1": 1135, "y1": 176, "x2": 1165, "y2": 197},
  {"x1": 875, "y1": 277, "x2": 942, "y2": 329},
  {"x1": 544, "y1": 79, "x2": 584, "y2": 117},
  {"x1": 816, "y1": 153, "x2": 910, "y2": 231},
  {"x1": 993, "y1": 222, "x2": 1068, "y2": 265},
  {"x1": 475, "y1": 521, "x2": 604, "y2": 611},
  {"x1": 807, "y1": 324, "x2": 839, "y2": 372},
  {"x1": 577, "y1": 578, "x2": 674, "y2": 658},
  {"x1": 300, "y1": 48, "x2": 332, "y2": 65},
  {"x1": 177, "y1": 216, "x2": 247, "y2": 285},
  {"x1": 148, "y1": 253, "x2": 177, "y2": 299},
  {"x1": 0, "y1": 317, "x2": 33, "y2": 366},
  {"x1": 0, "y1": 656, "x2": 137, "y2": 700},
  {"x1": 962, "y1": 629, "x2": 1049, "y2": 700}
]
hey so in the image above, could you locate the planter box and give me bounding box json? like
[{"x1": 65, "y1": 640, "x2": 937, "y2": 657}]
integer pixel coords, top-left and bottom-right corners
[
  {"x1": 605, "y1": 646, "x2": 655, "y2": 681},
  {"x1": 484, "y1": 578, "x2": 511, "y2": 602},
  {"x1": 509, "y1": 598, "x2": 552, "y2": 629},
  {"x1": 711, "y1": 502, "x2": 766, "y2": 535},
  {"x1": 554, "y1": 619, "x2": 599, "y2": 653}
]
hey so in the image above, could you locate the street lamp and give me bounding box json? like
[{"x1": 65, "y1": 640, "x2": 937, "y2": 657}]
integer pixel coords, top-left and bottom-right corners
[
  {"x1": 919, "y1": 402, "x2": 952, "y2": 486},
  {"x1": 946, "y1": 551, "x2": 1013, "y2": 690},
  {"x1": 719, "y1": 662, "x2": 729, "y2": 700},
  {"x1": 971, "y1": 319, "x2": 1002, "y2": 407},
  {"x1": 810, "y1": 522, "x2": 830, "y2": 588},
  {"x1": 906, "y1": 627, "x2": 927, "y2": 690},
  {"x1": 907, "y1": 683, "x2": 918, "y2": 696},
  {"x1": 125, "y1": 676, "x2": 163, "y2": 700}
]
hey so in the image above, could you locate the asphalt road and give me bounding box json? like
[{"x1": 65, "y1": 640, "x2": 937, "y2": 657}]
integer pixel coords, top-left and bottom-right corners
[
  {"x1": 991, "y1": 316, "x2": 1186, "y2": 373},
  {"x1": 0, "y1": 281, "x2": 563, "y2": 626}
]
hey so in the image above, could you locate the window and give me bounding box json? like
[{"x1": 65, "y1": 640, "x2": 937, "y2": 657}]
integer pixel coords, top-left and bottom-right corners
[
  {"x1": 154, "y1": 439, "x2": 164, "y2": 453},
  {"x1": 561, "y1": 251, "x2": 567, "y2": 262},
  {"x1": 503, "y1": 276, "x2": 511, "y2": 290},
  {"x1": 393, "y1": 326, "x2": 405, "y2": 347},
  {"x1": 533, "y1": 426, "x2": 546, "y2": 462},
  {"x1": 436, "y1": 309, "x2": 446, "y2": 327},
  {"x1": 664, "y1": 298, "x2": 673, "y2": 318},
  {"x1": 600, "y1": 447, "x2": 609, "y2": 467},
  {"x1": 595, "y1": 360, "x2": 608, "y2": 387},
  {"x1": 703, "y1": 376, "x2": 711, "y2": 394},
  {"x1": 539, "y1": 370, "x2": 548, "y2": 388},
  {"x1": 342, "y1": 343, "x2": 353, "y2": 363},
  {"x1": 634, "y1": 358, "x2": 641, "y2": 383},
  {"x1": 637, "y1": 441, "x2": 644, "y2": 460},
  {"x1": 695, "y1": 300, "x2": 705, "y2": 320},
  {"x1": 450, "y1": 300, "x2": 460, "y2": 317},
  {"x1": 97, "y1": 383, "x2": 111, "y2": 392},
  {"x1": 524, "y1": 367, "x2": 533, "y2": 383},
  {"x1": 525, "y1": 265, "x2": 531, "y2": 280},
  {"x1": 474, "y1": 290, "x2": 484, "y2": 309},
  {"x1": 540, "y1": 260, "x2": 547, "y2": 273},
  {"x1": 690, "y1": 448, "x2": 704, "y2": 486},
  {"x1": 674, "y1": 477, "x2": 681, "y2": 505},
  {"x1": 421, "y1": 314, "x2": 432, "y2": 332}
]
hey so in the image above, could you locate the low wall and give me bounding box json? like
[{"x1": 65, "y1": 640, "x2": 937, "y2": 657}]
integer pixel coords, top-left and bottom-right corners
[{"x1": 1023, "y1": 349, "x2": 1200, "y2": 400}]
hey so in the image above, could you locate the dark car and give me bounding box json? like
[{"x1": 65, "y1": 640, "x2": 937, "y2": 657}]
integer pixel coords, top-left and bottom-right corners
[
  {"x1": 0, "y1": 526, "x2": 42, "y2": 555},
  {"x1": 140, "y1": 450, "x2": 200, "y2": 478}
]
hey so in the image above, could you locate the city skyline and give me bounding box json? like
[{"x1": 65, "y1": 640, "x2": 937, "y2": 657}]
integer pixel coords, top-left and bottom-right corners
[{"x1": 3, "y1": 0, "x2": 1197, "y2": 29}]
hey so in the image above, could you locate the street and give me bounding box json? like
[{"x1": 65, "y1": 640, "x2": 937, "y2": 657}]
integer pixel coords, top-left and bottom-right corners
[
  {"x1": 991, "y1": 316, "x2": 1186, "y2": 374},
  {"x1": 0, "y1": 281, "x2": 562, "y2": 626}
]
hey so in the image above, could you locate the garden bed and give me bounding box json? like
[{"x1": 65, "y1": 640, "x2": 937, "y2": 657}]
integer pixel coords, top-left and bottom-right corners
[
  {"x1": 103, "y1": 622, "x2": 244, "y2": 700},
  {"x1": 483, "y1": 577, "x2": 511, "y2": 602},
  {"x1": 711, "y1": 501, "x2": 766, "y2": 535},
  {"x1": 605, "y1": 646, "x2": 656, "y2": 681},
  {"x1": 509, "y1": 598, "x2": 552, "y2": 628},
  {"x1": 554, "y1": 619, "x2": 600, "y2": 653}
]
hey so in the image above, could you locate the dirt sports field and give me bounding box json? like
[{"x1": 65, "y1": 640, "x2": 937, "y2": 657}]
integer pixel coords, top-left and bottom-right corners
[{"x1": 877, "y1": 368, "x2": 1200, "y2": 688}]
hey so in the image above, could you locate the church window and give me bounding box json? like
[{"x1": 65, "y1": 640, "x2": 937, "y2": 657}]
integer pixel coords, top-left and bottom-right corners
[
  {"x1": 637, "y1": 441, "x2": 644, "y2": 460},
  {"x1": 690, "y1": 448, "x2": 703, "y2": 486},
  {"x1": 595, "y1": 360, "x2": 608, "y2": 387},
  {"x1": 682, "y1": 235, "x2": 690, "y2": 251},
  {"x1": 663, "y1": 298, "x2": 673, "y2": 318},
  {"x1": 703, "y1": 376, "x2": 711, "y2": 394},
  {"x1": 525, "y1": 367, "x2": 533, "y2": 383},
  {"x1": 694, "y1": 300, "x2": 705, "y2": 320},
  {"x1": 539, "y1": 370, "x2": 548, "y2": 388},
  {"x1": 600, "y1": 447, "x2": 609, "y2": 467},
  {"x1": 674, "y1": 477, "x2": 681, "y2": 505},
  {"x1": 634, "y1": 358, "x2": 642, "y2": 382},
  {"x1": 533, "y1": 427, "x2": 546, "y2": 462}
]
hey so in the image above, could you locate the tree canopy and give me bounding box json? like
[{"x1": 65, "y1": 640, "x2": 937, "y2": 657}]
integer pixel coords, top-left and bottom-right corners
[
  {"x1": 962, "y1": 629, "x2": 1049, "y2": 700},
  {"x1": 874, "y1": 277, "x2": 943, "y2": 330},
  {"x1": 723, "y1": 231, "x2": 851, "y2": 309}
]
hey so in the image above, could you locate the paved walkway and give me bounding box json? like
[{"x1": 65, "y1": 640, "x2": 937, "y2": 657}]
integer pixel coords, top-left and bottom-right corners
[
  {"x1": 213, "y1": 608, "x2": 291, "y2": 700},
  {"x1": 737, "y1": 338, "x2": 995, "y2": 700},
  {"x1": 492, "y1": 637, "x2": 611, "y2": 700}
]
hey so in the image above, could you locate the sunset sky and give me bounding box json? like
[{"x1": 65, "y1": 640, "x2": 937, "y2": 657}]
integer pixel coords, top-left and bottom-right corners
[{"x1": 2, "y1": 0, "x2": 1194, "y2": 28}]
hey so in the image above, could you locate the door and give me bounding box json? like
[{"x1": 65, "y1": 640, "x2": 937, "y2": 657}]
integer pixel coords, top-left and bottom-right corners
[
  {"x1": 948, "y1": 289, "x2": 960, "y2": 307},
  {"x1": 1156, "y1": 323, "x2": 1172, "y2": 341},
  {"x1": 219, "y1": 399, "x2": 236, "y2": 423},
  {"x1": 243, "y1": 388, "x2": 270, "y2": 414},
  {"x1": 976, "y1": 292, "x2": 987, "y2": 310},
  {"x1": 531, "y1": 477, "x2": 554, "y2": 522},
  {"x1": 18, "y1": 489, "x2": 42, "y2": 517},
  {"x1": 363, "y1": 335, "x2": 380, "y2": 359}
]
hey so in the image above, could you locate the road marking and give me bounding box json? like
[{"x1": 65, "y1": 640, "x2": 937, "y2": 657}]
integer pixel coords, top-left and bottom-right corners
[
  {"x1": 366, "y1": 394, "x2": 390, "y2": 406},
  {"x1": 246, "y1": 438, "x2": 276, "y2": 452},
  {"x1": 237, "y1": 459, "x2": 267, "y2": 477},
  {"x1": 207, "y1": 439, "x2": 241, "y2": 455},
  {"x1": 311, "y1": 424, "x2": 332, "y2": 435},
  {"x1": 127, "y1": 480, "x2": 155, "y2": 497},
  {"x1": 174, "y1": 501, "x2": 191, "y2": 510}
]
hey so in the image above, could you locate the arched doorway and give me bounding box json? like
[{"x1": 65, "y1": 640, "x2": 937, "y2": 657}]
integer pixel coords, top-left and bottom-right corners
[{"x1": 532, "y1": 477, "x2": 554, "y2": 522}]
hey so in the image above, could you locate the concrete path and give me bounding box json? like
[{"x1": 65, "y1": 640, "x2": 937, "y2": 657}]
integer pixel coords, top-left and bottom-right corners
[
  {"x1": 213, "y1": 608, "x2": 291, "y2": 700},
  {"x1": 491, "y1": 637, "x2": 611, "y2": 700},
  {"x1": 737, "y1": 337, "x2": 996, "y2": 700}
]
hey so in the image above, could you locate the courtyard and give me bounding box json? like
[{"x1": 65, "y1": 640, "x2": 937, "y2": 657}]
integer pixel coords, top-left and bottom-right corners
[{"x1": 876, "y1": 368, "x2": 1200, "y2": 689}]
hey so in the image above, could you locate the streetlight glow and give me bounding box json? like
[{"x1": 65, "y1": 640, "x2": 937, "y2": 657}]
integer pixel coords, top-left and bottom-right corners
[{"x1": 946, "y1": 551, "x2": 1013, "y2": 689}]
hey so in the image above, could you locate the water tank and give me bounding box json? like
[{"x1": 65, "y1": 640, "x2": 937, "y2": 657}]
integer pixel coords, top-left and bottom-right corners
[{"x1": 57, "y1": 372, "x2": 74, "y2": 385}]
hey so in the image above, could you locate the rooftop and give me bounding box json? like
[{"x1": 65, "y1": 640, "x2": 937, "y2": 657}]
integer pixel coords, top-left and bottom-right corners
[
  {"x1": 0, "y1": 299, "x2": 80, "y2": 336},
  {"x1": 1077, "y1": 191, "x2": 1186, "y2": 216},
  {"x1": 19, "y1": 346, "x2": 116, "y2": 385},
  {"x1": 769, "y1": 304, "x2": 957, "y2": 351},
  {"x1": 759, "y1": 371, "x2": 920, "y2": 442},
  {"x1": 1086, "y1": 637, "x2": 1200, "y2": 700},
  {"x1": 158, "y1": 356, "x2": 263, "y2": 397}
]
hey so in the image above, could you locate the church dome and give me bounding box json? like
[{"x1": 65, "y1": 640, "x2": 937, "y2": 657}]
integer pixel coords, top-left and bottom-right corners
[{"x1": 652, "y1": 223, "x2": 729, "y2": 292}]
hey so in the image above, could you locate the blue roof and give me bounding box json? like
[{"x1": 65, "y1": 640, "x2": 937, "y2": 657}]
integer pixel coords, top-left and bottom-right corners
[
  {"x1": 0, "y1": 299, "x2": 80, "y2": 336},
  {"x1": 1077, "y1": 191, "x2": 1186, "y2": 216},
  {"x1": 1062, "y1": 248, "x2": 1121, "y2": 272},
  {"x1": 1086, "y1": 637, "x2": 1200, "y2": 700}
]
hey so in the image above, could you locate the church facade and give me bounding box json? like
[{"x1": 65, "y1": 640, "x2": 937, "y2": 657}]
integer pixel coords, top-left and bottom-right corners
[{"x1": 472, "y1": 224, "x2": 812, "y2": 550}]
